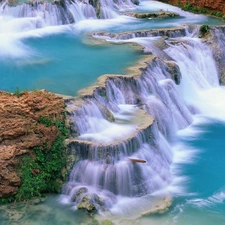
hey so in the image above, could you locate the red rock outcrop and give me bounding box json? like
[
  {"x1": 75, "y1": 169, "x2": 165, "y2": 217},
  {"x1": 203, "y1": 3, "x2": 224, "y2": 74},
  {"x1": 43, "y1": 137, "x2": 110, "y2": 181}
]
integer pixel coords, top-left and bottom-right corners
[
  {"x1": 0, "y1": 90, "x2": 65, "y2": 198},
  {"x1": 161, "y1": 0, "x2": 225, "y2": 14}
]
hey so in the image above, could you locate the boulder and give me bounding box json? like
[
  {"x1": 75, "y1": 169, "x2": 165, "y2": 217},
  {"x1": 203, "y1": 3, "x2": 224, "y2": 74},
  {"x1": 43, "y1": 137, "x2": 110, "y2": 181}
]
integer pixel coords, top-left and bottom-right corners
[
  {"x1": 165, "y1": 61, "x2": 182, "y2": 85},
  {"x1": 77, "y1": 193, "x2": 105, "y2": 213}
]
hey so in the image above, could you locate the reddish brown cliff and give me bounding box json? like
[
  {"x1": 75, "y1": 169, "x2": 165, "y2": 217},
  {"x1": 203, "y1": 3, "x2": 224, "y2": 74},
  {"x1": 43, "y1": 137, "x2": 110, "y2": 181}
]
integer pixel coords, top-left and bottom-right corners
[
  {"x1": 0, "y1": 90, "x2": 65, "y2": 198},
  {"x1": 161, "y1": 0, "x2": 225, "y2": 14}
]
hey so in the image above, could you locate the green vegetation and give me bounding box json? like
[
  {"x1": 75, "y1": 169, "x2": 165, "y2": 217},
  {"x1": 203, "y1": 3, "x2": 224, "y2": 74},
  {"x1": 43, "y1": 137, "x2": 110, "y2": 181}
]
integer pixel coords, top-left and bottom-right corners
[
  {"x1": 174, "y1": 2, "x2": 225, "y2": 19},
  {"x1": 0, "y1": 117, "x2": 69, "y2": 204},
  {"x1": 13, "y1": 87, "x2": 30, "y2": 97},
  {"x1": 13, "y1": 86, "x2": 22, "y2": 98},
  {"x1": 38, "y1": 117, "x2": 55, "y2": 127},
  {"x1": 0, "y1": 196, "x2": 16, "y2": 205},
  {"x1": 16, "y1": 118, "x2": 68, "y2": 201},
  {"x1": 101, "y1": 220, "x2": 115, "y2": 225},
  {"x1": 198, "y1": 24, "x2": 210, "y2": 38},
  {"x1": 87, "y1": 219, "x2": 100, "y2": 225},
  {"x1": 87, "y1": 219, "x2": 115, "y2": 225},
  {"x1": 133, "y1": 12, "x2": 178, "y2": 19}
]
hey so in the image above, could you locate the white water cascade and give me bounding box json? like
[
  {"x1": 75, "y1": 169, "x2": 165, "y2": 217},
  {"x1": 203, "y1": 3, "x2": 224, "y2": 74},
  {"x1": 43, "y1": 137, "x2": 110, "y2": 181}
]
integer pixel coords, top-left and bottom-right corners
[
  {"x1": 165, "y1": 36, "x2": 225, "y2": 121},
  {"x1": 59, "y1": 24, "x2": 225, "y2": 217},
  {"x1": 59, "y1": 40, "x2": 197, "y2": 217},
  {"x1": 0, "y1": 0, "x2": 135, "y2": 27}
]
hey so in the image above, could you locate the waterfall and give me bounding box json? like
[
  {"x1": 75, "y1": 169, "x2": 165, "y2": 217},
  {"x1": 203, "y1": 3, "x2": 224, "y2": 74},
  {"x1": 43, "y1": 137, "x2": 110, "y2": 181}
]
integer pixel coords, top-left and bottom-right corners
[
  {"x1": 61, "y1": 46, "x2": 195, "y2": 215},
  {"x1": 59, "y1": 24, "x2": 225, "y2": 216},
  {"x1": 209, "y1": 26, "x2": 225, "y2": 84},
  {"x1": 164, "y1": 36, "x2": 225, "y2": 121},
  {"x1": 0, "y1": 0, "x2": 135, "y2": 27}
]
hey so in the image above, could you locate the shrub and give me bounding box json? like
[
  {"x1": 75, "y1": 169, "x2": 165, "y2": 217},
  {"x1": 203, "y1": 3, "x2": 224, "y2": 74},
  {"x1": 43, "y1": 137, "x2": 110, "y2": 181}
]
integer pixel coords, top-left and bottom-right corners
[
  {"x1": 14, "y1": 86, "x2": 22, "y2": 98},
  {"x1": 183, "y1": 3, "x2": 193, "y2": 11},
  {"x1": 216, "y1": 12, "x2": 224, "y2": 17},
  {"x1": 198, "y1": 24, "x2": 210, "y2": 38},
  {"x1": 0, "y1": 117, "x2": 69, "y2": 204}
]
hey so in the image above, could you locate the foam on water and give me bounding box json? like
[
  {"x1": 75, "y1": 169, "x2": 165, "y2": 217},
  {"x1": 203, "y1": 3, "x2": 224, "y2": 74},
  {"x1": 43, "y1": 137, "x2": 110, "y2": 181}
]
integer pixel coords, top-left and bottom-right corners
[
  {"x1": 79, "y1": 122, "x2": 136, "y2": 143},
  {"x1": 165, "y1": 36, "x2": 225, "y2": 122},
  {"x1": 73, "y1": 15, "x2": 136, "y2": 33},
  {"x1": 188, "y1": 189, "x2": 225, "y2": 208},
  {"x1": 78, "y1": 104, "x2": 138, "y2": 143},
  {"x1": 135, "y1": 0, "x2": 207, "y2": 21},
  {"x1": 177, "y1": 116, "x2": 210, "y2": 138},
  {"x1": 109, "y1": 194, "x2": 170, "y2": 218},
  {"x1": 0, "y1": 14, "x2": 70, "y2": 58},
  {"x1": 168, "y1": 143, "x2": 200, "y2": 196}
]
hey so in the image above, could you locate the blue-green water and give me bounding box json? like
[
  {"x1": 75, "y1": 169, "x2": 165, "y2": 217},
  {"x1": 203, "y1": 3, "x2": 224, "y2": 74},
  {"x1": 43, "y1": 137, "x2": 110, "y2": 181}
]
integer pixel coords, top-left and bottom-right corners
[
  {"x1": 0, "y1": 195, "x2": 92, "y2": 225},
  {"x1": 134, "y1": 118, "x2": 225, "y2": 225},
  {"x1": 182, "y1": 119, "x2": 225, "y2": 200},
  {"x1": 73, "y1": 15, "x2": 225, "y2": 34},
  {"x1": 0, "y1": 32, "x2": 141, "y2": 96}
]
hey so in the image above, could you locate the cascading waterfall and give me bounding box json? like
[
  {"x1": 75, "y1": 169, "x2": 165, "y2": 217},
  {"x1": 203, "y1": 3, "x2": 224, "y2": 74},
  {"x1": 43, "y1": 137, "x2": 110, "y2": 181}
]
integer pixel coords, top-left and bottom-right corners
[
  {"x1": 61, "y1": 39, "x2": 198, "y2": 215},
  {"x1": 165, "y1": 38, "x2": 219, "y2": 90},
  {"x1": 207, "y1": 26, "x2": 225, "y2": 84},
  {"x1": 0, "y1": 0, "x2": 135, "y2": 27},
  {"x1": 164, "y1": 36, "x2": 225, "y2": 121},
  {"x1": 0, "y1": 0, "x2": 75, "y2": 26},
  {"x1": 60, "y1": 25, "x2": 225, "y2": 217},
  {"x1": 62, "y1": 99, "x2": 174, "y2": 214}
]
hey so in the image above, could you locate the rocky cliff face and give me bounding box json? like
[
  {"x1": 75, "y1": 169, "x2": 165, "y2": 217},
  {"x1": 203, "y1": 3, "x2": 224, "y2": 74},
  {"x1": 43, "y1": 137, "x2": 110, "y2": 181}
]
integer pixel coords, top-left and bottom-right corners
[
  {"x1": 161, "y1": 0, "x2": 225, "y2": 14},
  {"x1": 0, "y1": 90, "x2": 65, "y2": 199}
]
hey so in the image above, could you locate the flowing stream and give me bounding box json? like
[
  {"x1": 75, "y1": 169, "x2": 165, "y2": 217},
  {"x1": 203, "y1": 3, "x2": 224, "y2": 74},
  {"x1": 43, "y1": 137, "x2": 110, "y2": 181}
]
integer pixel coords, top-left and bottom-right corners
[{"x1": 1, "y1": 0, "x2": 225, "y2": 224}]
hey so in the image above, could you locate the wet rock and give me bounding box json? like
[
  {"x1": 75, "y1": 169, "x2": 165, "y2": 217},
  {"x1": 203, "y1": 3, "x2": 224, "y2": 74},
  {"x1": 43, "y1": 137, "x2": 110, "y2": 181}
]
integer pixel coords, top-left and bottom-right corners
[
  {"x1": 124, "y1": 11, "x2": 179, "y2": 19},
  {"x1": 71, "y1": 187, "x2": 88, "y2": 203},
  {"x1": 93, "y1": 27, "x2": 186, "y2": 40},
  {"x1": 165, "y1": 61, "x2": 182, "y2": 85},
  {"x1": 132, "y1": 0, "x2": 139, "y2": 5},
  {"x1": 77, "y1": 195, "x2": 96, "y2": 212},
  {"x1": 98, "y1": 103, "x2": 115, "y2": 122},
  {"x1": 77, "y1": 193, "x2": 105, "y2": 213},
  {"x1": 91, "y1": 194, "x2": 105, "y2": 211},
  {"x1": 204, "y1": 26, "x2": 225, "y2": 85}
]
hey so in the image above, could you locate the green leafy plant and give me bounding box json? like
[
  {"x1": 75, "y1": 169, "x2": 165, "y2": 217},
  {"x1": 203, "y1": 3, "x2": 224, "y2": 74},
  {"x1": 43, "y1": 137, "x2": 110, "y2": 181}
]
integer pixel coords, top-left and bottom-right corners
[
  {"x1": 0, "y1": 117, "x2": 69, "y2": 204},
  {"x1": 173, "y1": 2, "x2": 225, "y2": 19},
  {"x1": 14, "y1": 86, "x2": 22, "y2": 98},
  {"x1": 216, "y1": 12, "x2": 224, "y2": 17},
  {"x1": 101, "y1": 220, "x2": 115, "y2": 225},
  {"x1": 199, "y1": 24, "x2": 210, "y2": 38},
  {"x1": 38, "y1": 117, "x2": 54, "y2": 127},
  {"x1": 182, "y1": 3, "x2": 193, "y2": 11},
  {"x1": 87, "y1": 219, "x2": 100, "y2": 225}
]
